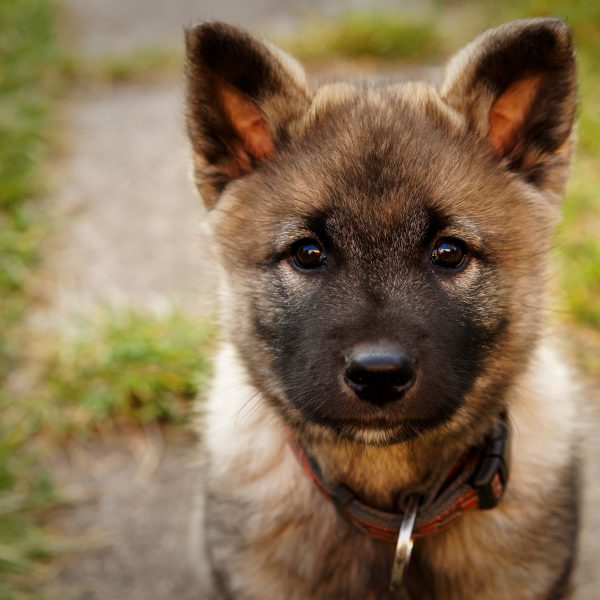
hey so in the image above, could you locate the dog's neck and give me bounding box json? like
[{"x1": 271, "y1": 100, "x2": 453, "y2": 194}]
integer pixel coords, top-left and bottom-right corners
[{"x1": 296, "y1": 421, "x2": 492, "y2": 512}]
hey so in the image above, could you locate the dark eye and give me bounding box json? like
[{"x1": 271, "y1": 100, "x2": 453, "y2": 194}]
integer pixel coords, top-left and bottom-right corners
[
  {"x1": 430, "y1": 238, "x2": 468, "y2": 270},
  {"x1": 291, "y1": 239, "x2": 325, "y2": 270}
]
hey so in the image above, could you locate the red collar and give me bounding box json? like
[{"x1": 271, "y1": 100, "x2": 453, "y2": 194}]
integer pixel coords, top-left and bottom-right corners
[{"x1": 286, "y1": 415, "x2": 510, "y2": 543}]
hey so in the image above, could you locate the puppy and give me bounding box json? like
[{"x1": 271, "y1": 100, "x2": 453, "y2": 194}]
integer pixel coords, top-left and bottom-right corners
[{"x1": 185, "y1": 18, "x2": 580, "y2": 599}]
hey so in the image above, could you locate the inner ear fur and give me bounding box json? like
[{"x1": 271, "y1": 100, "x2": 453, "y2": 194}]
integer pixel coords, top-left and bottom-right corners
[
  {"x1": 185, "y1": 22, "x2": 310, "y2": 206},
  {"x1": 488, "y1": 74, "x2": 541, "y2": 158},
  {"x1": 441, "y1": 18, "x2": 577, "y2": 194},
  {"x1": 219, "y1": 85, "x2": 274, "y2": 169}
]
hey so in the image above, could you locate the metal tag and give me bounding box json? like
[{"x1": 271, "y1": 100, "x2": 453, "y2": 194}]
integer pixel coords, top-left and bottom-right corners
[{"x1": 389, "y1": 495, "x2": 419, "y2": 592}]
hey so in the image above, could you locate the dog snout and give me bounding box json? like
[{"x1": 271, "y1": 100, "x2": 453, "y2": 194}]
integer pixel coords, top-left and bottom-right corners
[{"x1": 344, "y1": 345, "x2": 416, "y2": 405}]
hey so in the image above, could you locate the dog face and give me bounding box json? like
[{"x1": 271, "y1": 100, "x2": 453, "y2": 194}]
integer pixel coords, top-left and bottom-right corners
[{"x1": 185, "y1": 20, "x2": 576, "y2": 444}]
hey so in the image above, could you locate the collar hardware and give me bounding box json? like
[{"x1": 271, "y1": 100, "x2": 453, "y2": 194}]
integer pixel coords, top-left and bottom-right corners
[
  {"x1": 286, "y1": 413, "x2": 510, "y2": 544},
  {"x1": 469, "y1": 416, "x2": 510, "y2": 510},
  {"x1": 389, "y1": 494, "x2": 419, "y2": 592}
]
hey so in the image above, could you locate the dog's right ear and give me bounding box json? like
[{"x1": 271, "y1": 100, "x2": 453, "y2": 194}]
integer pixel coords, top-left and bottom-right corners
[{"x1": 185, "y1": 22, "x2": 310, "y2": 207}]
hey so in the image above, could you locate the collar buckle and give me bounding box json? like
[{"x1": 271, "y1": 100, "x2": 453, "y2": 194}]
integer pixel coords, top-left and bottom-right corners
[{"x1": 470, "y1": 415, "x2": 510, "y2": 510}]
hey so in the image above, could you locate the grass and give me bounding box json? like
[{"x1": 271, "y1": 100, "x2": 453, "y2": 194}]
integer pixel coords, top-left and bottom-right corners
[
  {"x1": 0, "y1": 445, "x2": 57, "y2": 600},
  {"x1": 1, "y1": 305, "x2": 215, "y2": 594},
  {"x1": 0, "y1": 0, "x2": 65, "y2": 595},
  {"x1": 61, "y1": 45, "x2": 183, "y2": 85},
  {"x1": 278, "y1": 12, "x2": 443, "y2": 62},
  {"x1": 0, "y1": 0, "x2": 61, "y2": 373},
  {"x1": 33, "y1": 309, "x2": 216, "y2": 438}
]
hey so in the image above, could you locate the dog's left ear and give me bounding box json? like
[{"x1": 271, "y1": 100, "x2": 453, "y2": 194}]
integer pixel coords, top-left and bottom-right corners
[{"x1": 441, "y1": 18, "x2": 576, "y2": 194}]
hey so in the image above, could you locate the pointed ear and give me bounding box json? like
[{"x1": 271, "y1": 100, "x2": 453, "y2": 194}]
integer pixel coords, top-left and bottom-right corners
[
  {"x1": 184, "y1": 22, "x2": 310, "y2": 207},
  {"x1": 440, "y1": 19, "x2": 577, "y2": 194}
]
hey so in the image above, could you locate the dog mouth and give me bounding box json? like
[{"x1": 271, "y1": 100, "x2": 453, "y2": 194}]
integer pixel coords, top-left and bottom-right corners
[{"x1": 310, "y1": 414, "x2": 454, "y2": 445}]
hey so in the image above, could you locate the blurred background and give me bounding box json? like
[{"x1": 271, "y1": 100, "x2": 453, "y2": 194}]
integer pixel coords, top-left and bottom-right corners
[{"x1": 1, "y1": 1, "x2": 598, "y2": 598}]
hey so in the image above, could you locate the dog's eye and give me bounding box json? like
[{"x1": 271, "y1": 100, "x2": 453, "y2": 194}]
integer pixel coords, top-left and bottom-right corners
[
  {"x1": 430, "y1": 238, "x2": 468, "y2": 270},
  {"x1": 291, "y1": 239, "x2": 325, "y2": 270}
]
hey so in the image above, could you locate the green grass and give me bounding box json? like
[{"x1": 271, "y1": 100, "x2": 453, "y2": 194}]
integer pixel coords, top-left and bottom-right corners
[
  {"x1": 33, "y1": 309, "x2": 216, "y2": 438},
  {"x1": 0, "y1": 439, "x2": 57, "y2": 600},
  {"x1": 0, "y1": 0, "x2": 61, "y2": 372},
  {"x1": 0, "y1": 0, "x2": 64, "y2": 595},
  {"x1": 0, "y1": 2, "x2": 213, "y2": 593},
  {"x1": 278, "y1": 12, "x2": 443, "y2": 62},
  {"x1": 61, "y1": 45, "x2": 183, "y2": 85},
  {"x1": 1, "y1": 305, "x2": 215, "y2": 594}
]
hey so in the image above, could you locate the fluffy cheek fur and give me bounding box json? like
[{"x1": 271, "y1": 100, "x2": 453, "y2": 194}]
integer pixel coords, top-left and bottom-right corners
[{"x1": 442, "y1": 223, "x2": 558, "y2": 439}]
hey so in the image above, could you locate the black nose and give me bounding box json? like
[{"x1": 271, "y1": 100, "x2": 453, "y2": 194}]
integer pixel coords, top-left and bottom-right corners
[{"x1": 344, "y1": 346, "x2": 416, "y2": 405}]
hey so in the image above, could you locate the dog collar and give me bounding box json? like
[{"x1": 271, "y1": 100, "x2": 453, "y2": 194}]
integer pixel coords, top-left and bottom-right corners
[{"x1": 286, "y1": 414, "x2": 510, "y2": 587}]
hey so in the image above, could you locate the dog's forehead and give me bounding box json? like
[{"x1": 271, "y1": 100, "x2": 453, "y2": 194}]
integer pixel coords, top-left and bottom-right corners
[
  {"x1": 215, "y1": 79, "x2": 548, "y2": 258},
  {"x1": 278, "y1": 82, "x2": 497, "y2": 226},
  {"x1": 305, "y1": 81, "x2": 464, "y2": 135}
]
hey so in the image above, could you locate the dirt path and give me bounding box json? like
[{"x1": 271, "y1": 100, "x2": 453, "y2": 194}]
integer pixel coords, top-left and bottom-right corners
[
  {"x1": 39, "y1": 68, "x2": 216, "y2": 600},
  {"x1": 42, "y1": 80, "x2": 215, "y2": 321},
  {"x1": 43, "y1": 430, "x2": 207, "y2": 600}
]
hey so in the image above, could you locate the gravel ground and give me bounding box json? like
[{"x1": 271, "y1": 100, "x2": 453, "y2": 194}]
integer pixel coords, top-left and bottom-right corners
[
  {"x1": 43, "y1": 430, "x2": 209, "y2": 600},
  {"x1": 41, "y1": 80, "x2": 216, "y2": 322}
]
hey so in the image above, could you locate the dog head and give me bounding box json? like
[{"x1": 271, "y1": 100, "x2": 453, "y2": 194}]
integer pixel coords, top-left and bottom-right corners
[{"x1": 185, "y1": 19, "x2": 576, "y2": 445}]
